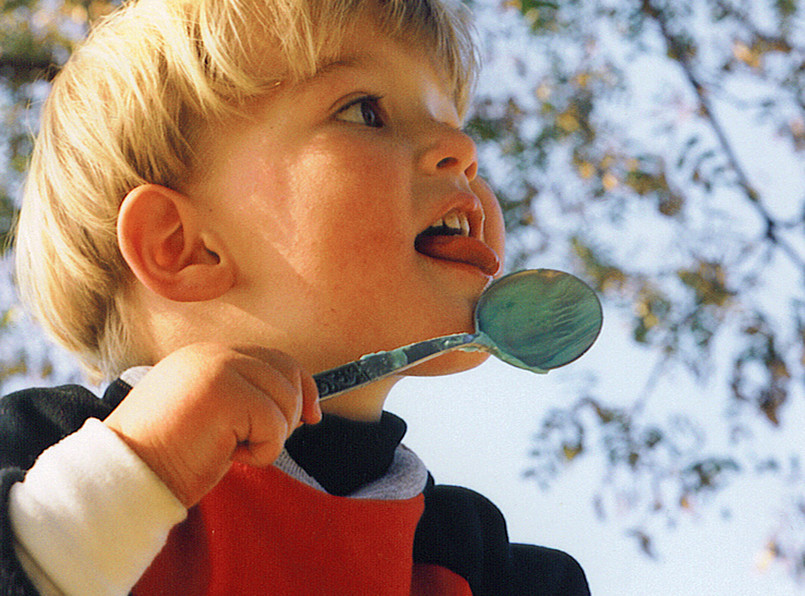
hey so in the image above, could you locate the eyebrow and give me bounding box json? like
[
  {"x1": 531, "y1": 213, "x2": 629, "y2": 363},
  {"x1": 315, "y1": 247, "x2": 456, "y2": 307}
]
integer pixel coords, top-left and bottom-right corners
[{"x1": 298, "y1": 55, "x2": 367, "y2": 85}]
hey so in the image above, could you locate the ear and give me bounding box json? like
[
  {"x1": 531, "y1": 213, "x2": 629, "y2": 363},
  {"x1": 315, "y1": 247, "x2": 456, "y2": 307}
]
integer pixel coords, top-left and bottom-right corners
[{"x1": 117, "y1": 184, "x2": 235, "y2": 302}]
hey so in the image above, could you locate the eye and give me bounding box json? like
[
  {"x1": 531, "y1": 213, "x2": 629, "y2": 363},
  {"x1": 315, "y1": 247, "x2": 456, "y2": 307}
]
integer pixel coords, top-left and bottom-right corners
[{"x1": 335, "y1": 95, "x2": 385, "y2": 128}]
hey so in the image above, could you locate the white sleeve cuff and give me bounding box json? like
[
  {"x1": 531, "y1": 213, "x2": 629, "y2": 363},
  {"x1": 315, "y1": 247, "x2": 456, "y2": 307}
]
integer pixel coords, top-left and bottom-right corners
[{"x1": 9, "y1": 417, "x2": 187, "y2": 596}]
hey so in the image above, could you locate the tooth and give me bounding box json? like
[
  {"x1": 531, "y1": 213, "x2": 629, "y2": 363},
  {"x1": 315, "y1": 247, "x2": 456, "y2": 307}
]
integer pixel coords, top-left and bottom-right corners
[
  {"x1": 459, "y1": 213, "x2": 470, "y2": 236},
  {"x1": 444, "y1": 212, "x2": 461, "y2": 230}
]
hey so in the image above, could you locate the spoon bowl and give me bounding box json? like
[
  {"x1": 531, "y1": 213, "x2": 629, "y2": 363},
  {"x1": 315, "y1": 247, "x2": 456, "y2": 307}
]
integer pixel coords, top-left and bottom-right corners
[
  {"x1": 473, "y1": 269, "x2": 603, "y2": 372},
  {"x1": 315, "y1": 269, "x2": 603, "y2": 399}
]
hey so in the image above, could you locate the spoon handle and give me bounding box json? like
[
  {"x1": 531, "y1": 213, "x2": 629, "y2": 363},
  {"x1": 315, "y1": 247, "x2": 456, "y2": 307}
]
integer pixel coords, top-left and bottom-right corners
[{"x1": 314, "y1": 333, "x2": 479, "y2": 400}]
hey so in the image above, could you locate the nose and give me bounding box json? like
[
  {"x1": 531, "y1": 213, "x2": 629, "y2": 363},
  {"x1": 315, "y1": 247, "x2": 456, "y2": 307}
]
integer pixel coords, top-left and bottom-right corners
[{"x1": 419, "y1": 122, "x2": 478, "y2": 182}]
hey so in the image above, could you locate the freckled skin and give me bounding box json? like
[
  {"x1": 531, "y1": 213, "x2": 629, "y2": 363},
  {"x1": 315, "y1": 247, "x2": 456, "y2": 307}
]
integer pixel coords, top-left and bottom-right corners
[{"x1": 182, "y1": 29, "x2": 505, "y2": 405}]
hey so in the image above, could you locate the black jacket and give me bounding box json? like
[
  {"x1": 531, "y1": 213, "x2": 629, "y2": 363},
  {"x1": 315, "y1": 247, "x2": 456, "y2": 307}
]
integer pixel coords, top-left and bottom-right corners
[{"x1": 0, "y1": 381, "x2": 590, "y2": 595}]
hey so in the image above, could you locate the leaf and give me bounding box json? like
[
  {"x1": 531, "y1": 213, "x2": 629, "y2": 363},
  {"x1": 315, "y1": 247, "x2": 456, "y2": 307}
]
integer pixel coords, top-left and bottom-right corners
[
  {"x1": 627, "y1": 528, "x2": 658, "y2": 559},
  {"x1": 682, "y1": 458, "x2": 741, "y2": 493},
  {"x1": 562, "y1": 443, "x2": 583, "y2": 461},
  {"x1": 676, "y1": 261, "x2": 734, "y2": 307}
]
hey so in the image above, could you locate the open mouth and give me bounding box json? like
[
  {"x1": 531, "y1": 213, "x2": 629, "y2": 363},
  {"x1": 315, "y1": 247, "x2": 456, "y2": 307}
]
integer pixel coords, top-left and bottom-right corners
[{"x1": 415, "y1": 209, "x2": 500, "y2": 276}]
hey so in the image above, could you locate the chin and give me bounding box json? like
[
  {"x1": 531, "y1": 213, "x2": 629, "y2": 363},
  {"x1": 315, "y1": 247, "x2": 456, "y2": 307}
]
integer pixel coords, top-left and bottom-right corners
[{"x1": 403, "y1": 350, "x2": 491, "y2": 377}]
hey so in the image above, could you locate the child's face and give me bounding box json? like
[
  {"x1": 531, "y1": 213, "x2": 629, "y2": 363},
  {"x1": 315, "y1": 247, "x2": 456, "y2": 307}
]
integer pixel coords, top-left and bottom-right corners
[{"x1": 187, "y1": 24, "x2": 505, "y2": 377}]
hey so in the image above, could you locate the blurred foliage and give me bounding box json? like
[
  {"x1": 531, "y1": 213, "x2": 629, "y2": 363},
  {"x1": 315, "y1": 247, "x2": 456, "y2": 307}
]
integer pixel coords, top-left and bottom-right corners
[
  {"x1": 0, "y1": 0, "x2": 804, "y2": 587},
  {"x1": 0, "y1": 0, "x2": 114, "y2": 243},
  {"x1": 472, "y1": 0, "x2": 805, "y2": 584},
  {"x1": 0, "y1": 0, "x2": 118, "y2": 386}
]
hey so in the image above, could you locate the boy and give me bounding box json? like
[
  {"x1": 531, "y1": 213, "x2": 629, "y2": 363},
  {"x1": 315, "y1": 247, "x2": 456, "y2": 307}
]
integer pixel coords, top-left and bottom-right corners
[{"x1": 2, "y1": 0, "x2": 591, "y2": 593}]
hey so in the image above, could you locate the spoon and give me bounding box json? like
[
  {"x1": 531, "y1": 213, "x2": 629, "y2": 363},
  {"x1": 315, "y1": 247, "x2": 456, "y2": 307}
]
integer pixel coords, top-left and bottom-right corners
[{"x1": 314, "y1": 269, "x2": 603, "y2": 400}]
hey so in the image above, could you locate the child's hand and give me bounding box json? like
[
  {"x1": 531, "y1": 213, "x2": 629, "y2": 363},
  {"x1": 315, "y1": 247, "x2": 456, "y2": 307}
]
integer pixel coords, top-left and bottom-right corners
[{"x1": 104, "y1": 343, "x2": 322, "y2": 507}]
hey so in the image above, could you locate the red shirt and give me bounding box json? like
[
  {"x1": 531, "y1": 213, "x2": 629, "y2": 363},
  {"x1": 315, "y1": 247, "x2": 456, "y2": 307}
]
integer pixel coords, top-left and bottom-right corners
[{"x1": 134, "y1": 462, "x2": 471, "y2": 595}]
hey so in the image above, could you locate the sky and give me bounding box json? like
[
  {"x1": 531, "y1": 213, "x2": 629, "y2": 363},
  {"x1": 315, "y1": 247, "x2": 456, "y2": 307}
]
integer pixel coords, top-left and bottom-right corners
[{"x1": 388, "y1": 333, "x2": 803, "y2": 596}]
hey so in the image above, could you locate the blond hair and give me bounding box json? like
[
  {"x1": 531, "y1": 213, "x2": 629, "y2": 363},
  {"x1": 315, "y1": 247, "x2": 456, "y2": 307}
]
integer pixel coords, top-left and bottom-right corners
[{"x1": 14, "y1": 0, "x2": 479, "y2": 382}]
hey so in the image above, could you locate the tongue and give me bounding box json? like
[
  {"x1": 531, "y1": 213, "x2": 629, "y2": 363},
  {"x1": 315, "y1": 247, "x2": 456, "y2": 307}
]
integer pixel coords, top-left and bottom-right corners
[{"x1": 415, "y1": 235, "x2": 501, "y2": 276}]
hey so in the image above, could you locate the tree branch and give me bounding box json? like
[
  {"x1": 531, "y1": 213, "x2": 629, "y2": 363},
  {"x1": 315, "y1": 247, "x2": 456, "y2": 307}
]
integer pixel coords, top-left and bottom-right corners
[
  {"x1": 640, "y1": 0, "x2": 805, "y2": 273},
  {"x1": 0, "y1": 55, "x2": 60, "y2": 82}
]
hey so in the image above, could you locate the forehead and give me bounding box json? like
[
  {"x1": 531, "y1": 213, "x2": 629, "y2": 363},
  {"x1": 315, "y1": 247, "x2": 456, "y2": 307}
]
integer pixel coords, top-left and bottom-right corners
[
  {"x1": 239, "y1": 4, "x2": 472, "y2": 115},
  {"x1": 232, "y1": 17, "x2": 455, "y2": 121},
  {"x1": 187, "y1": 32, "x2": 457, "y2": 189},
  {"x1": 246, "y1": 41, "x2": 458, "y2": 139},
  {"x1": 283, "y1": 15, "x2": 443, "y2": 81},
  {"x1": 299, "y1": 31, "x2": 451, "y2": 93}
]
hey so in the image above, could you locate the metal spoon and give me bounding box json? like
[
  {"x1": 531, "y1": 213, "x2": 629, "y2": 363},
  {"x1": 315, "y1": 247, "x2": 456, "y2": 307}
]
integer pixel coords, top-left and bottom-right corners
[{"x1": 314, "y1": 269, "x2": 603, "y2": 400}]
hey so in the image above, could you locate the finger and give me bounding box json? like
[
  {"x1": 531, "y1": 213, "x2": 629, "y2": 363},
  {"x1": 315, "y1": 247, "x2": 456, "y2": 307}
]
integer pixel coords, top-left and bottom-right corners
[
  {"x1": 233, "y1": 355, "x2": 304, "y2": 436},
  {"x1": 233, "y1": 345, "x2": 320, "y2": 425},
  {"x1": 230, "y1": 399, "x2": 289, "y2": 468},
  {"x1": 298, "y1": 366, "x2": 322, "y2": 424}
]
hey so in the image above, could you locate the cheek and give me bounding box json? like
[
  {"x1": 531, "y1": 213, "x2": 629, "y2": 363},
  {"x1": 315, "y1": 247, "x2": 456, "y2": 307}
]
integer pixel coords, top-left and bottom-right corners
[
  {"x1": 486, "y1": 200, "x2": 506, "y2": 267},
  {"x1": 205, "y1": 143, "x2": 297, "y2": 242},
  {"x1": 300, "y1": 130, "x2": 409, "y2": 189},
  {"x1": 472, "y1": 178, "x2": 506, "y2": 267},
  {"x1": 291, "y1": 142, "x2": 412, "y2": 242}
]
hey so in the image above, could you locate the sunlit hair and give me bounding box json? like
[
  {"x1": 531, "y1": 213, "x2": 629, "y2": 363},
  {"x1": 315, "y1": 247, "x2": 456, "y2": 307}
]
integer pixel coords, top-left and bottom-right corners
[{"x1": 14, "y1": 0, "x2": 479, "y2": 382}]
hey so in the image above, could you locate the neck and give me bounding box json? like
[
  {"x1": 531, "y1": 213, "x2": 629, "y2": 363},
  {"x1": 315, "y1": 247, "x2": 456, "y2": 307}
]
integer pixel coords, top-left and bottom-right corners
[{"x1": 318, "y1": 376, "x2": 400, "y2": 422}]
